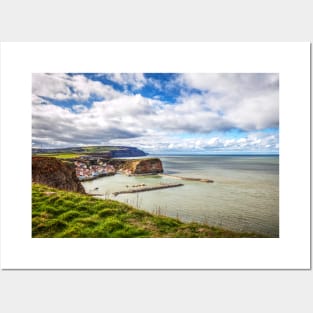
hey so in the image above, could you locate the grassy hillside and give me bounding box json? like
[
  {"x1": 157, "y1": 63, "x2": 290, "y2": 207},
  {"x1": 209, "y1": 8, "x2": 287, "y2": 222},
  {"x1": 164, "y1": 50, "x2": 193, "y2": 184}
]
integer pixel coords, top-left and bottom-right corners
[
  {"x1": 33, "y1": 147, "x2": 113, "y2": 159},
  {"x1": 32, "y1": 183, "x2": 265, "y2": 238},
  {"x1": 34, "y1": 153, "x2": 80, "y2": 159},
  {"x1": 32, "y1": 146, "x2": 133, "y2": 158}
]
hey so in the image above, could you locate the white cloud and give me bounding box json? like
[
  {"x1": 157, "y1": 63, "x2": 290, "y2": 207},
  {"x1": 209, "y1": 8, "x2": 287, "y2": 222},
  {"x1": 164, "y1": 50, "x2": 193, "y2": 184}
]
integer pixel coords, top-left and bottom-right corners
[
  {"x1": 178, "y1": 73, "x2": 279, "y2": 131},
  {"x1": 32, "y1": 73, "x2": 120, "y2": 101},
  {"x1": 180, "y1": 73, "x2": 278, "y2": 96},
  {"x1": 32, "y1": 73, "x2": 72, "y2": 100},
  {"x1": 72, "y1": 104, "x2": 88, "y2": 113},
  {"x1": 105, "y1": 73, "x2": 146, "y2": 90},
  {"x1": 108, "y1": 130, "x2": 278, "y2": 153},
  {"x1": 32, "y1": 94, "x2": 49, "y2": 105},
  {"x1": 32, "y1": 102, "x2": 140, "y2": 147},
  {"x1": 32, "y1": 73, "x2": 279, "y2": 152}
]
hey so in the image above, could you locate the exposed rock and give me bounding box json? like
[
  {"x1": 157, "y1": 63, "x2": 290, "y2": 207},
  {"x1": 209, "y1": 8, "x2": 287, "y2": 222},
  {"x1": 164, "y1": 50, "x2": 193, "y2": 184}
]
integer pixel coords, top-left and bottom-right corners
[
  {"x1": 132, "y1": 158, "x2": 163, "y2": 174},
  {"x1": 32, "y1": 157, "x2": 85, "y2": 193},
  {"x1": 110, "y1": 158, "x2": 163, "y2": 175}
]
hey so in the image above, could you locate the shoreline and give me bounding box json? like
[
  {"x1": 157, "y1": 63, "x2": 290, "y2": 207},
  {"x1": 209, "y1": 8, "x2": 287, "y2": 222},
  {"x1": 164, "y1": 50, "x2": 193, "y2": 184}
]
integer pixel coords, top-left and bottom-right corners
[
  {"x1": 79, "y1": 172, "x2": 115, "y2": 181},
  {"x1": 80, "y1": 172, "x2": 214, "y2": 183},
  {"x1": 32, "y1": 183, "x2": 268, "y2": 238}
]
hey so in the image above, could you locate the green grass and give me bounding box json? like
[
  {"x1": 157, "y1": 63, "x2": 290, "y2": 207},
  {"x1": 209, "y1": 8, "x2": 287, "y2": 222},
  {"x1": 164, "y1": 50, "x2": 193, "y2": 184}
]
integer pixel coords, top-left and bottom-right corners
[
  {"x1": 33, "y1": 146, "x2": 122, "y2": 159},
  {"x1": 32, "y1": 183, "x2": 266, "y2": 238},
  {"x1": 34, "y1": 153, "x2": 80, "y2": 159},
  {"x1": 82, "y1": 146, "x2": 120, "y2": 152}
]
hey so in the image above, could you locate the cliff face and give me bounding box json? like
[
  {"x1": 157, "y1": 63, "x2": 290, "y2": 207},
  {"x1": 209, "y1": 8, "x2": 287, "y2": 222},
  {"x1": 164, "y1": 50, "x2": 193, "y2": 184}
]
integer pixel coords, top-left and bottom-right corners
[
  {"x1": 111, "y1": 158, "x2": 163, "y2": 175},
  {"x1": 32, "y1": 157, "x2": 85, "y2": 193},
  {"x1": 110, "y1": 147, "x2": 148, "y2": 158},
  {"x1": 132, "y1": 158, "x2": 163, "y2": 174}
]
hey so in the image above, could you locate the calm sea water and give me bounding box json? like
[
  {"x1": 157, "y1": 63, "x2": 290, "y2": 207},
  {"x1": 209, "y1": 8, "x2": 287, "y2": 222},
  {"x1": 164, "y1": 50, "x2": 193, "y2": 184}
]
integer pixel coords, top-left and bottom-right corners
[{"x1": 82, "y1": 155, "x2": 279, "y2": 237}]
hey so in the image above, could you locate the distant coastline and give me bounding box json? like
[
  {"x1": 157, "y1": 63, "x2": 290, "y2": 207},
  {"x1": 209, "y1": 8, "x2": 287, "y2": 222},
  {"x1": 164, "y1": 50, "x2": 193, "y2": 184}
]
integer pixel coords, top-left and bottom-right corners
[
  {"x1": 149, "y1": 153, "x2": 279, "y2": 157},
  {"x1": 31, "y1": 146, "x2": 279, "y2": 237}
]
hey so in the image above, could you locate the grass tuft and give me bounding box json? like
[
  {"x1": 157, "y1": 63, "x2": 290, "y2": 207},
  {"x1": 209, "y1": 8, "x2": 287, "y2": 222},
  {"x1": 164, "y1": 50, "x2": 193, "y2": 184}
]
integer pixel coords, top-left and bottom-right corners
[
  {"x1": 98, "y1": 208, "x2": 117, "y2": 218},
  {"x1": 32, "y1": 183, "x2": 266, "y2": 238},
  {"x1": 59, "y1": 210, "x2": 81, "y2": 221}
]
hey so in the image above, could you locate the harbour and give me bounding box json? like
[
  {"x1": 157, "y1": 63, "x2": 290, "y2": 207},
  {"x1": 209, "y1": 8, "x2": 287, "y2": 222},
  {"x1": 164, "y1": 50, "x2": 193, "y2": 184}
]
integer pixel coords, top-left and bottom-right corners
[{"x1": 82, "y1": 155, "x2": 279, "y2": 237}]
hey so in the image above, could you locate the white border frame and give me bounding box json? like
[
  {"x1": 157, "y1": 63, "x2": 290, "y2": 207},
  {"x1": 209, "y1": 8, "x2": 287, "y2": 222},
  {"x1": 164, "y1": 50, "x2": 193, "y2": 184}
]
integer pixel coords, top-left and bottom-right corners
[{"x1": 0, "y1": 42, "x2": 310, "y2": 269}]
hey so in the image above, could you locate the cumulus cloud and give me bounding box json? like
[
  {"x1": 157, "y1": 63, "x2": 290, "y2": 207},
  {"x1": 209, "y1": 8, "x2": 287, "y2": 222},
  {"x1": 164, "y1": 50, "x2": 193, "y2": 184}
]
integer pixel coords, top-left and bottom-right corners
[
  {"x1": 104, "y1": 73, "x2": 147, "y2": 90},
  {"x1": 108, "y1": 131, "x2": 279, "y2": 154},
  {"x1": 32, "y1": 73, "x2": 120, "y2": 101},
  {"x1": 32, "y1": 73, "x2": 279, "y2": 153},
  {"x1": 178, "y1": 73, "x2": 279, "y2": 131},
  {"x1": 180, "y1": 73, "x2": 278, "y2": 94},
  {"x1": 32, "y1": 102, "x2": 140, "y2": 147}
]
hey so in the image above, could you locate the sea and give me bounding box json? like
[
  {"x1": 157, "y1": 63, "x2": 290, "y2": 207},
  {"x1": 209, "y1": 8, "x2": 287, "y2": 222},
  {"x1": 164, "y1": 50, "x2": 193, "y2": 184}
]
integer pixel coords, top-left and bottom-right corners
[{"x1": 82, "y1": 155, "x2": 279, "y2": 237}]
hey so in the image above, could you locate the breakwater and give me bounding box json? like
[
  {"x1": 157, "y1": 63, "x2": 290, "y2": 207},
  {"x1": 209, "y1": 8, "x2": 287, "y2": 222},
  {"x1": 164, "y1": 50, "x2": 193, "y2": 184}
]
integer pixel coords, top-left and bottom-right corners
[
  {"x1": 161, "y1": 174, "x2": 213, "y2": 183},
  {"x1": 112, "y1": 183, "x2": 183, "y2": 196}
]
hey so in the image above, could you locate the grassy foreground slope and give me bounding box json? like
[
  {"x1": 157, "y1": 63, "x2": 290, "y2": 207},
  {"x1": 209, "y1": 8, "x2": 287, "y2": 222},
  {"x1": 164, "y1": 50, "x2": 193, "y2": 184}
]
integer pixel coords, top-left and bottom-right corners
[{"x1": 32, "y1": 183, "x2": 265, "y2": 238}]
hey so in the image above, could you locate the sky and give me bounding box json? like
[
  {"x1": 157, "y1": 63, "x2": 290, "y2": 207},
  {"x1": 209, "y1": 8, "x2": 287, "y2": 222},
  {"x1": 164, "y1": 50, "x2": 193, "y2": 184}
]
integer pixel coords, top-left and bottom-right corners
[{"x1": 32, "y1": 73, "x2": 279, "y2": 154}]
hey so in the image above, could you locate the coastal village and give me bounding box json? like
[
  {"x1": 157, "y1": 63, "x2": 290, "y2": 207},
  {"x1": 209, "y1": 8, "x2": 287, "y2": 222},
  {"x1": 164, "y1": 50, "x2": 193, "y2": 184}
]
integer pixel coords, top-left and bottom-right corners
[
  {"x1": 72, "y1": 154, "x2": 164, "y2": 181},
  {"x1": 32, "y1": 150, "x2": 216, "y2": 204},
  {"x1": 74, "y1": 159, "x2": 116, "y2": 181}
]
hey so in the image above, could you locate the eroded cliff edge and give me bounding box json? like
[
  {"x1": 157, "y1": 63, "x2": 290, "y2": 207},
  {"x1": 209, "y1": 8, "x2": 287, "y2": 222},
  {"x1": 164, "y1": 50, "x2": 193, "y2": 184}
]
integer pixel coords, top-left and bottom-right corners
[
  {"x1": 32, "y1": 157, "x2": 85, "y2": 193},
  {"x1": 109, "y1": 158, "x2": 163, "y2": 175}
]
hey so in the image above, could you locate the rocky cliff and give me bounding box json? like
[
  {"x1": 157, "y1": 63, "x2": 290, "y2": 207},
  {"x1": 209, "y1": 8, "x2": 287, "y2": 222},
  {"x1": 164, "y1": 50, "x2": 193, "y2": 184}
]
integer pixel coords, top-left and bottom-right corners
[
  {"x1": 110, "y1": 158, "x2": 163, "y2": 175},
  {"x1": 32, "y1": 157, "x2": 85, "y2": 193},
  {"x1": 110, "y1": 147, "x2": 148, "y2": 158},
  {"x1": 132, "y1": 158, "x2": 163, "y2": 174}
]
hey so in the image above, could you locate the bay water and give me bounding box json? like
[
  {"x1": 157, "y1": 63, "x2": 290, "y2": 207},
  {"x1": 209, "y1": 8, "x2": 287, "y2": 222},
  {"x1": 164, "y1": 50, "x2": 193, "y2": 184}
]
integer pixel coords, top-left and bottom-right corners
[{"x1": 82, "y1": 155, "x2": 279, "y2": 237}]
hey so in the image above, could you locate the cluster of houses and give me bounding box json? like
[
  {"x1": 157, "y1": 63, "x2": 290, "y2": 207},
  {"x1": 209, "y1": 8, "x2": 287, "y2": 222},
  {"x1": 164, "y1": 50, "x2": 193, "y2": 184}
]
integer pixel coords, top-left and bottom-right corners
[{"x1": 74, "y1": 160, "x2": 116, "y2": 180}]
